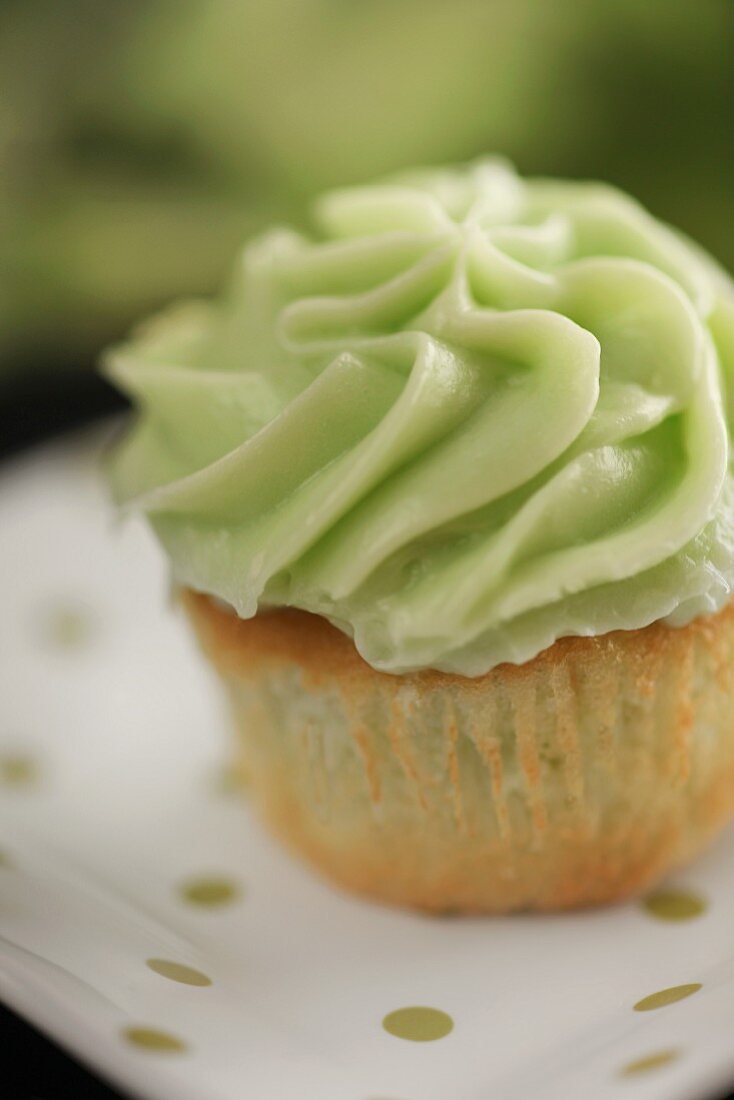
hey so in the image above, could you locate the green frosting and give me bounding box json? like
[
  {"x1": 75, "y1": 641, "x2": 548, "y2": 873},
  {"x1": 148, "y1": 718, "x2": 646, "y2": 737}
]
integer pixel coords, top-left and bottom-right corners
[{"x1": 105, "y1": 160, "x2": 734, "y2": 675}]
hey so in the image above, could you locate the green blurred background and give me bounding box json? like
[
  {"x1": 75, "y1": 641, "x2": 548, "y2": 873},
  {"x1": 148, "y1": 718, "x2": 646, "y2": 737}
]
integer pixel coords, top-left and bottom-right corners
[{"x1": 2, "y1": 0, "x2": 733, "y2": 394}]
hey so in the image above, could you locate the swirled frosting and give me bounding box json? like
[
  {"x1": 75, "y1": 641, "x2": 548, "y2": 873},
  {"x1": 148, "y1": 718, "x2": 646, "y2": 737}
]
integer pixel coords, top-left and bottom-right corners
[{"x1": 105, "y1": 160, "x2": 734, "y2": 675}]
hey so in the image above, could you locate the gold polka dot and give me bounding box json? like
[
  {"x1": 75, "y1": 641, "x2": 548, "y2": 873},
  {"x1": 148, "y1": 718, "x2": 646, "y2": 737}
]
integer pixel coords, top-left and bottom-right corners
[
  {"x1": 0, "y1": 754, "x2": 38, "y2": 788},
  {"x1": 122, "y1": 1027, "x2": 187, "y2": 1053},
  {"x1": 642, "y1": 888, "x2": 706, "y2": 921},
  {"x1": 633, "y1": 983, "x2": 701, "y2": 1012},
  {"x1": 620, "y1": 1049, "x2": 680, "y2": 1077},
  {"x1": 146, "y1": 959, "x2": 212, "y2": 987},
  {"x1": 41, "y1": 602, "x2": 94, "y2": 650},
  {"x1": 382, "y1": 1006, "x2": 453, "y2": 1042},
  {"x1": 0, "y1": 850, "x2": 12, "y2": 869},
  {"x1": 179, "y1": 875, "x2": 240, "y2": 908}
]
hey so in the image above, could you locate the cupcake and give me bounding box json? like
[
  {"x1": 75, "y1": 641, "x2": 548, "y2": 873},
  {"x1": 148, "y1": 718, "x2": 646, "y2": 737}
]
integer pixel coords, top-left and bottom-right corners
[{"x1": 105, "y1": 160, "x2": 734, "y2": 913}]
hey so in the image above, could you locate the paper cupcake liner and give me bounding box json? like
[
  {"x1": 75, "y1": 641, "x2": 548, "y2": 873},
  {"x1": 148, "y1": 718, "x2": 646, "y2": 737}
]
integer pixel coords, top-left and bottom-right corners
[{"x1": 182, "y1": 589, "x2": 734, "y2": 913}]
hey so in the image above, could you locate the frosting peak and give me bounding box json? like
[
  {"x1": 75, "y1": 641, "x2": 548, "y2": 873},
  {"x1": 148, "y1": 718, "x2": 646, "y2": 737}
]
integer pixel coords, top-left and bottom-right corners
[{"x1": 105, "y1": 160, "x2": 734, "y2": 674}]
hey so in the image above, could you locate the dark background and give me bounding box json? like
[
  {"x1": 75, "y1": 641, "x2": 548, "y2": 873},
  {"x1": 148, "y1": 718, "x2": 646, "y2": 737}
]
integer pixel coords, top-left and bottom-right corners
[
  {"x1": 3, "y1": 1, "x2": 734, "y2": 395},
  {"x1": 0, "y1": 1003, "x2": 128, "y2": 1099}
]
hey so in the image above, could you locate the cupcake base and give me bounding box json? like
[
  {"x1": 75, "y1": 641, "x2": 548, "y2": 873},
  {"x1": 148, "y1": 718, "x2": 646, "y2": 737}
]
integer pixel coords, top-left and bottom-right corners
[{"x1": 182, "y1": 589, "x2": 734, "y2": 913}]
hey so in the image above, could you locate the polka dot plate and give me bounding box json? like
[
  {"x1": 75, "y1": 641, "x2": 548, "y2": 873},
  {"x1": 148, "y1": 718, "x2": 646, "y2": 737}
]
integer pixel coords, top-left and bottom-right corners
[{"x1": 1, "y1": 428, "x2": 734, "y2": 1100}]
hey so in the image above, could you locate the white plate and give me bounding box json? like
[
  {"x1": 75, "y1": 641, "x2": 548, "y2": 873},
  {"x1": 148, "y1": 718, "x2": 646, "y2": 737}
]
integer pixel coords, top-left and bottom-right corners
[{"x1": 2, "y1": 428, "x2": 734, "y2": 1100}]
